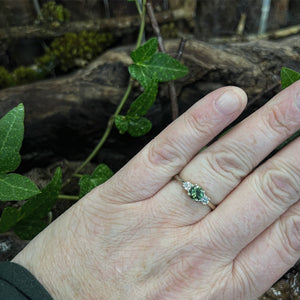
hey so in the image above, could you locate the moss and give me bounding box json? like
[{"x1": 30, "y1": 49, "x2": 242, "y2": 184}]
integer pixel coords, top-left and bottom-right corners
[
  {"x1": 13, "y1": 66, "x2": 44, "y2": 86},
  {"x1": 0, "y1": 66, "x2": 15, "y2": 89},
  {"x1": 160, "y1": 22, "x2": 179, "y2": 39},
  {"x1": 36, "y1": 1, "x2": 70, "y2": 28},
  {"x1": 0, "y1": 31, "x2": 113, "y2": 89},
  {"x1": 48, "y1": 31, "x2": 114, "y2": 72},
  {"x1": 35, "y1": 51, "x2": 57, "y2": 74}
]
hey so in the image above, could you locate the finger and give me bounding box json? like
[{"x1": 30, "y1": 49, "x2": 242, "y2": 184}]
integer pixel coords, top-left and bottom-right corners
[
  {"x1": 102, "y1": 87, "x2": 247, "y2": 203},
  {"x1": 197, "y1": 137, "x2": 300, "y2": 260},
  {"x1": 153, "y1": 80, "x2": 300, "y2": 226},
  {"x1": 232, "y1": 201, "x2": 300, "y2": 299}
]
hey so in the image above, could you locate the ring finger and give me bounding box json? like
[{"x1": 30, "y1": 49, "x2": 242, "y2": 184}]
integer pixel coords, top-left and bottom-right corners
[{"x1": 153, "y1": 80, "x2": 300, "y2": 226}]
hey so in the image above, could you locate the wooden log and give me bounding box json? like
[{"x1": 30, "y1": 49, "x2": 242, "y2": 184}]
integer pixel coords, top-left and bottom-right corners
[
  {"x1": 0, "y1": 36, "x2": 299, "y2": 171},
  {"x1": 0, "y1": 7, "x2": 195, "y2": 41}
]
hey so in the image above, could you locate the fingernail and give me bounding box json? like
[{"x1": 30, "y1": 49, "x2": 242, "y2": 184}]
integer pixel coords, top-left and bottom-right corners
[
  {"x1": 215, "y1": 91, "x2": 240, "y2": 115},
  {"x1": 296, "y1": 93, "x2": 300, "y2": 110}
]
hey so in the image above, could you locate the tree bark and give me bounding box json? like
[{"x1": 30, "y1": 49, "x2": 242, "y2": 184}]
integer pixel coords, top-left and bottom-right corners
[
  {"x1": 0, "y1": 7, "x2": 195, "y2": 41},
  {"x1": 0, "y1": 36, "x2": 299, "y2": 171}
]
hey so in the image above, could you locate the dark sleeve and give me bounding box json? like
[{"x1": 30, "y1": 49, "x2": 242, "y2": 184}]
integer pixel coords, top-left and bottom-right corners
[{"x1": 0, "y1": 262, "x2": 53, "y2": 300}]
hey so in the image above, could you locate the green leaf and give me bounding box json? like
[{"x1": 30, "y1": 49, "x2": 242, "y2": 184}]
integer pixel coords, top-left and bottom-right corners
[
  {"x1": 130, "y1": 38, "x2": 158, "y2": 64},
  {"x1": 0, "y1": 168, "x2": 62, "y2": 239},
  {"x1": 0, "y1": 173, "x2": 40, "y2": 201},
  {"x1": 128, "y1": 64, "x2": 151, "y2": 88},
  {"x1": 13, "y1": 219, "x2": 48, "y2": 240},
  {"x1": 127, "y1": 76, "x2": 158, "y2": 117},
  {"x1": 129, "y1": 52, "x2": 188, "y2": 88},
  {"x1": 79, "y1": 164, "x2": 113, "y2": 198},
  {"x1": 0, "y1": 207, "x2": 21, "y2": 233},
  {"x1": 0, "y1": 103, "x2": 24, "y2": 173},
  {"x1": 115, "y1": 115, "x2": 129, "y2": 134},
  {"x1": 128, "y1": 117, "x2": 152, "y2": 137},
  {"x1": 18, "y1": 167, "x2": 62, "y2": 219},
  {"x1": 281, "y1": 67, "x2": 300, "y2": 89}
]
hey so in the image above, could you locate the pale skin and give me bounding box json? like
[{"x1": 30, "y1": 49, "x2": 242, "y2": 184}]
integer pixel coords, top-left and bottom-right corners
[{"x1": 13, "y1": 82, "x2": 300, "y2": 299}]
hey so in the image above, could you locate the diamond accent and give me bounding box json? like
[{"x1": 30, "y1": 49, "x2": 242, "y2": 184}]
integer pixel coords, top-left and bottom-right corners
[{"x1": 182, "y1": 181, "x2": 192, "y2": 191}]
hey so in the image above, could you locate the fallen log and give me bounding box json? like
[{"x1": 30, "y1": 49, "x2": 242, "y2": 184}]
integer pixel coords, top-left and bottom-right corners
[
  {"x1": 0, "y1": 6, "x2": 195, "y2": 41},
  {"x1": 0, "y1": 36, "x2": 299, "y2": 171}
]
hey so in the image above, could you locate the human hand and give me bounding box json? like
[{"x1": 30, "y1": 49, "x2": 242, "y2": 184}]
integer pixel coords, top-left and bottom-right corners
[{"x1": 13, "y1": 83, "x2": 300, "y2": 299}]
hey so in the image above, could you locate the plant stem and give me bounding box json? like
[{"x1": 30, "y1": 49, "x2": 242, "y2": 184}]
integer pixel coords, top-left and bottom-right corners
[
  {"x1": 62, "y1": 0, "x2": 146, "y2": 188},
  {"x1": 58, "y1": 194, "x2": 79, "y2": 200},
  {"x1": 135, "y1": 0, "x2": 142, "y2": 16},
  {"x1": 73, "y1": 173, "x2": 83, "y2": 178},
  {"x1": 73, "y1": 78, "x2": 134, "y2": 175},
  {"x1": 136, "y1": 0, "x2": 146, "y2": 48}
]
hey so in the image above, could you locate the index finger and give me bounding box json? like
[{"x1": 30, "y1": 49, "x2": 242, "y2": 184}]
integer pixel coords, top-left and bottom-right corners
[{"x1": 101, "y1": 87, "x2": 247, "y2": 203}]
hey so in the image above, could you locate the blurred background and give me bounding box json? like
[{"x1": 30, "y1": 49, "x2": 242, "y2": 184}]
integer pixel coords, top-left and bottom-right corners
[{"x1": 1, "y1": 0, "x2": 300, "y2": 72}]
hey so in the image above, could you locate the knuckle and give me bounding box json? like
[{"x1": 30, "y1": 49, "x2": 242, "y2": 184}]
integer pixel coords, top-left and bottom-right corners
[
  {"x1": 204, "y1": 143, "x2": 252, "y2": 184},
  {"x1": 146, "y1": 137, "x2": 183, "y2": 169},
  {"x1": 255, "y1": 163, "x2": 300, "y2": 211},
  {"x1": 183, "y1": 109, "x2": 211, "y2": 139},
  {"x1": 276, "y1": 215, "x2": 300, "y2": 262},
  {"x1": 263, "y1": 105, "x2": 294, "y2": 136}
]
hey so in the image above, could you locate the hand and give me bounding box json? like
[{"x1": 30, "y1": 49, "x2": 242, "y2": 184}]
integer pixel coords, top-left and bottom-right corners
[{"x1": 13, "y1": 83, "x2": 300, "y2": 299}]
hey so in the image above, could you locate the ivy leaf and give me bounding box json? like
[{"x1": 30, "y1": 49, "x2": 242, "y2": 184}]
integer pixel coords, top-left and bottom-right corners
[
  {"x1": 79, "y1": 164, "x2": 113, "y2": 198},
  {"x1": 0, "y1": 173, "x2": 40, "y2": 201},
  {"x1": 18, "y1": 167, "x2": 62, "y2": 219},
  {"x1": 281, "y1": 67, "x2": 300, "y2": 89},
  {"x1": 0, "y1": 207, "x2": 21, "y2": 233},
  {"x1": 277, "y1": 67, "x2": 300, "y2": 151},
  {"x1": 127, "y1": 76, "x2": 158, "y2": 117},
  {"x1": 128, "y1": 117, "x2": 152, "y2": 137},
  {"x1": 128, "y1": 64, "x2": 151, "y2": 88},
  {"x1": 130, "y1": 38, "x2": 158, "y2": 64},
  {"x1": 115, "y1": 115, "x2": 129, "y2": 134},
  {"x1": 0, "y1": 103, "x2": 24, "y2": 173},
  {"x1": 13, "y1": 219, "x2": 48, "y2": 240},
  {"x1": 0, "y1": 168, "x2": 61, "y2": 238},
  {"x1": 129, "y1": 52, "x2": 188, "y2": 88}
]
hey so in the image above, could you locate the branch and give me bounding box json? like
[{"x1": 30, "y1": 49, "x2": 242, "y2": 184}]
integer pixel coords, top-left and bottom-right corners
[
  {"x1": 0, "y1": 8, "x2": 195, "y2": 41},
  {"x1": 176, "y1": 38, "x2": 187, "y2": 60},
  {"x1": 210, "y1": 24, "x2": 300, "y2": 43},
  {"x1": 146, "y1": 2, "x2": 179, "y2": 120}
]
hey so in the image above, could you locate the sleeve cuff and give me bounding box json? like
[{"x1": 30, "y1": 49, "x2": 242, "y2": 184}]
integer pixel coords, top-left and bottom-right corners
[{"x1": 0, "y1": 262, "x2": 53, "y2": 300}]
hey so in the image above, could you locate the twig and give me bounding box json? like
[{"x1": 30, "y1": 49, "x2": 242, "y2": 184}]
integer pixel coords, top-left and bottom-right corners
[
  {"x1": 32, "y1": 0, "x2": 43, "y2": 18},
  {"x1": 176, "y1": 38, "x2": 187, "y2": 60},
  {"x1": 146, "y1": 2, "x2": 179, "y2": 120},
  {"x1": 146, "y1": 3, "x2": 166, "y2": 52},
  {"x1": 236, "y1": 13, "x2": 247, "y2": 36},
  {"x1": 103, "y1": 0, "x2": 111, "y2": 18},
  {"x1": 210, "y1": 24, "x2": 300, "y2": 44}
]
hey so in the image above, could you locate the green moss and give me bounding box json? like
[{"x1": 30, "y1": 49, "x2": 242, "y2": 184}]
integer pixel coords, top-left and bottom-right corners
[
  {"x1": 35, "y1": 51, "x2": 57, "y2": 74},
  {"x1": 49, "y1": 31, "x2": 114, "y2": 71},
  {"x1": 36, "y1": 1, "x2": 70, "y2": 28},
  {"x1": 1, "y1": 29, "x2": 113, "y2": 88},
  {"x1": 160, "y1": 22, "x2": 179, "y2": 39},
  {"x1": 13, "y1": 66, "x2": 44, "y2": 85},
  {"x1": 0, "y1": 66, "x2": 15, "y2": 89}
]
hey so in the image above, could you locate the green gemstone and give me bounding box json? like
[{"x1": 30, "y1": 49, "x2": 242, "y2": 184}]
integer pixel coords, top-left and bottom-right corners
[{"x1": 188, "y1": 185, "x2": 204, "y2": 200}]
